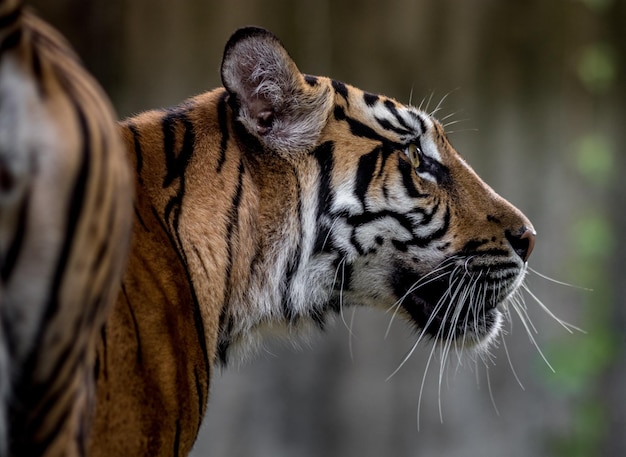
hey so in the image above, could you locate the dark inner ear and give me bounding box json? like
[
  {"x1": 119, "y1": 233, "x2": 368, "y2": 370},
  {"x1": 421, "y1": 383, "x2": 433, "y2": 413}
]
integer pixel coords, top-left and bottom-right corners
[
  {"x1": 255, "y1": 109, "x2": 274, "y2": 135},
  {"x1": 220, "y1": 26, "x2": 332, "y2": 154},
  {"x1": 243, "y1": 94, "x2": 274, "y2": 135}
]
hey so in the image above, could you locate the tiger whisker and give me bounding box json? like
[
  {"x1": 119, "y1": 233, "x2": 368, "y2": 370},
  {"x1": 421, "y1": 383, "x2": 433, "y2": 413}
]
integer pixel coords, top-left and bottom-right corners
[
  {"x1": 438, "y1": 109, "x2": 464, "y2": 123},
  {"x1": 386, "y1": 280, "x2": 457, "y2": 382},
  {"x1": 500, "y1": 320, "x2": 525, "y2": 391},
  {"x1": 320, "y1": 216, "x2": 342, "y2": 253},
  {"x1": 528, "y1": 266, "x2": 593, "y2": 291},
  {"x1": 510, "y1": 301, "x2": 555, "y2": 373},
  {"x1": 334, "y1": 257, "x2": 358, "y2": 344},
  {"x1": 521, "y1": 284, "x2": 584, "y2": 334},
  {"x1": 445, "y1": 128, "x2": 480, "y2": 135},
  {"x1": 485, "y1": 364, "x2": 500, "y2": 416},
  {"x1": 420, "y1": 92, "x2": 435, "y2": 114},
  {"x1": 348, "y1": 308, "x2": 357, "y2": 363},
  {"x1": 430, "y1": 88, "x2": 459, "y2": 118},
  {"x1": 383, "y1": 258, "x2": 459, "y2": 339},
  {"x1": 442, "y1": 118, "x2": 471, "y2": 129}
]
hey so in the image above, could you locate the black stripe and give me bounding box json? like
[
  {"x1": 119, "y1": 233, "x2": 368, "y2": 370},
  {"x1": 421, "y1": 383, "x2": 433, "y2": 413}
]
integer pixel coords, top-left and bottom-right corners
[
  {"x1": 334, "y1": 260, "x2": 353, "y2": 292},
  {"x1": 363, "y1": 92, "x2": 379, "y2": 106},
  {"x1": 134, "y1": 204, "x2": 149, "y2": 232},
  {"x1": 346, "y1": 209, "x2": 415, "y2": 235},
  {"x1": 194, "y1": 367, "x2": 205, "y2": 434},
  {"x1": 0, "y1": 27, "x2": 21, "y2": 53},
  {"x1": 283, "y1": 167, "x2": 304, "y2": 322},
  {"x1": 217, "y1": 159, "x2": 245, "y2": 364},
  {"x1": 398, "y1": 155, "x2": 429, "y2": 198},
  {"x1": 162, "y1": 107, "x2": 195, "y2": 188},
  {"x1": 354, "y1": 148, "x2": 380, "y2": 207},
  {"x1": 122, "y1": 284, "x2": 142, "y2": 365},
  {"x1": 312, "y1": 141, "x2": 334, "y2": 217},
  {"x1": 393, "y1": 205, "x2": 451, "y2": 250},
  {"x1": 223, "y1": 159, "x2": 244, "y2": 299},
  {"x1": 331, "y1": 79, "x2": 349, "y2": 102},
  {"x1": 334, "y1": 106, "x2": 403, "y2": 149},
  {"x1": 412, "y1": 111, "x2": 427, "y2": 135},
  {"x1": 375, "y1": 116, "x2": 411, "y2": 136},
  {"x1": 159, "y1": 105, "x2": 211, "y2": 381},
  {"x1": 151, "y1": 206, "x2": 212, "y2": 385},
  {"x1": 383, "y1": 99, "x2": 413, "y2": 132},
  {"x1": 349, "y1": 228, "x2": 365, "y2": 256},
  {"x1": 1, "y1": 189, "x2": 29, "y2": 283},
  {"x1": 96, "y1": 326, "x2": 108, "y2": 380},
  {"x1": 312, "y1": 141, "x2": 334, "y2": 254},
  {"x1": 216, "y1": 91, "x2": 229, "y2": 172},
  {"x1": 417, "y1": 153, "x2": 452, "y2": 187},
  {"x1": 216, "y1": 327, "x2": 231, "y2": 366},
  {"x1": 304, "y1": 75, "x2": 318, "y2": 86},
  {"x1": 15, "y1": 392, "x2": 75, "y2": 455},
  {"x1": 0, "y1": 6, "x2": 20, "y2": 29},
  {"x1": 30, "y1": 38, "x2": 47, "y2": 98},
  {"x1": 0, "y1": 6, "x2": 21, "y2": 55},
  {"x1": 127, "y1": 122, "x2": 144, "y2": 184},
  {"x1": 173, "y1": 420, "x2": 181, "y2": 457}
]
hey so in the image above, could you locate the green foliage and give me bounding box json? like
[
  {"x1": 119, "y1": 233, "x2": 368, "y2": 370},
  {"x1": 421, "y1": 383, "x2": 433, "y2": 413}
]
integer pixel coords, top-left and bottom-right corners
[
  {"x1": 577, "y1": 0, "x2": 614, "y2": 13},
  {"x1": 545, "y1": 22, "x2": 619, "y2": 450},
  {"x1": 575, "y1": 134, "x2": 615, "y2": 187},
  {"x1": 549, "y1": 399, "x2": 609, "y2": 457},
  {"x1": 577, "y1": 43, "x2": 618, "y2": 94}
]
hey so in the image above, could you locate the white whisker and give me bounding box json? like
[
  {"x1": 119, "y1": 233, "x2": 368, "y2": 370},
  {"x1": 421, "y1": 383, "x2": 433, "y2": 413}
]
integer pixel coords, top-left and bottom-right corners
[
  {"x1": 442, "y1": 118, "x2": 471, "y2": 129},
  {"x1": 511, "y1": 302, "x2": 555, "y2": 373},
  {"x1": 438, "y1": 109, "x2": 463, "y2": 123},
  {"x1": 384, "y1": 257, "x2": 459, "y2": 339},
  {"x1": 528, "y1": 267, "x2": 593, "y2": 291},
  {"x1": 522, "y1": 284, "x2": 585, "y2": 334},
  {"x1": 485, "y1": 364, "x2": 500, "y2": 416},
  {"x1": 445, "y1": 128, "x2": 479, "y2": 135},
  {"x1": 348, "y1": 308, "x2": 357, "y2": 363},
  {"x1": 417, "y1": 336, "x2": 440, "y2": 430},
  {"x1": 336, "y1": 257, "x2": 356, "y2": 340},
  {"x1": 501, "y1": 330, "x2": 525, "y2": 391}
]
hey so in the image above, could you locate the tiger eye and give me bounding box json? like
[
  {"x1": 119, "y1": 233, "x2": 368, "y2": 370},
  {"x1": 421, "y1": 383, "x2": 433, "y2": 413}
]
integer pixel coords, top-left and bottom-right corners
[{"x1": 408, "y1": 143, "x2": 420, "y2": 168}]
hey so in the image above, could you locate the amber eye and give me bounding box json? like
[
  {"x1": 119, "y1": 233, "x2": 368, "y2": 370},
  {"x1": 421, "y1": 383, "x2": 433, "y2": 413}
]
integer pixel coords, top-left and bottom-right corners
[{"x1": 406, "y1": 143, "x2": 421, "y2": 168}]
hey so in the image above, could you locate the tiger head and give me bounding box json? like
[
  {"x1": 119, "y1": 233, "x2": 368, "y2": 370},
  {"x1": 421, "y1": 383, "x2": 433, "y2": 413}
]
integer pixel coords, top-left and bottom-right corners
[{"x1": 219, "y1": 27, "x2": 535, "y2": 356}]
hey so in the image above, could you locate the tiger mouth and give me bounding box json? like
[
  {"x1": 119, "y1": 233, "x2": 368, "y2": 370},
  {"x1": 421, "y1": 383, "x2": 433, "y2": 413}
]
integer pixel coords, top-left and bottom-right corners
[{"x1": 397, "y1": 271, "x2": 511, "y2": 344}]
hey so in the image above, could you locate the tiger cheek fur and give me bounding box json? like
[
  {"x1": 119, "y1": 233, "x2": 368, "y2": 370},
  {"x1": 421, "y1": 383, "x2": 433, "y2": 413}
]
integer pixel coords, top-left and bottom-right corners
[{"x1": 87, "y1": 26, "x2": 535, "y2": 456}]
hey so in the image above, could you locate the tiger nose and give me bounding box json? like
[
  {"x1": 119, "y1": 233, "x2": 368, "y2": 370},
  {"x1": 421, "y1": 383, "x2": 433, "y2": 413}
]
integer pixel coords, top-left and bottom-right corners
[{"x1": 505, "y1": 227, "x2": 536, "y2": 262}]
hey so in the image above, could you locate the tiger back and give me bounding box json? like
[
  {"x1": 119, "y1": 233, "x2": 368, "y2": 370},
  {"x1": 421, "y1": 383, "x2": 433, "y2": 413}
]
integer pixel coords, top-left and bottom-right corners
[
  {"x1": 0, "y1": 1, "x2": 132, "y2": 455},
  {"x1": 89, "y1": 27, "x2": 535, "y2": 456}
]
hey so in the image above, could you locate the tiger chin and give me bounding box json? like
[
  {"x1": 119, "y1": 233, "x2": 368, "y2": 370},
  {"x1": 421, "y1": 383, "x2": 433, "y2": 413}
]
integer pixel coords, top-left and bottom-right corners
[{"x1": 90, "y1": 26, "x2": 536, "y2": 456}]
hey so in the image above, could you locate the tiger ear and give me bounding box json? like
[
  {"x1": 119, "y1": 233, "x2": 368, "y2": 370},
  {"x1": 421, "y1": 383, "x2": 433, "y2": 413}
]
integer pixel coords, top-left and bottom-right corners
[{"x1": 220, "y1": 27, "x2": 332, "y2": 155}]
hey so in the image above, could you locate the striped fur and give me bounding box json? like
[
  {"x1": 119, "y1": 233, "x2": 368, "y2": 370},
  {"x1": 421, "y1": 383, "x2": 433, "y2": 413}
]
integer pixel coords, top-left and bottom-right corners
[
  {"x1": 88, "y1": 27, "x2": 535, "y2": 456},
  {"x1": 0, "y1": 2, "x2": 132, "y2": 456}
]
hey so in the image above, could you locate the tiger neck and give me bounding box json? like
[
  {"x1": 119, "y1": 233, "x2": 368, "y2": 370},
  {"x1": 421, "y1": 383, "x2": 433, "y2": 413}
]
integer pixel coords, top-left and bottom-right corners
[{"x1": 122, "y1": 89, "x2": 338, "y2": 366}]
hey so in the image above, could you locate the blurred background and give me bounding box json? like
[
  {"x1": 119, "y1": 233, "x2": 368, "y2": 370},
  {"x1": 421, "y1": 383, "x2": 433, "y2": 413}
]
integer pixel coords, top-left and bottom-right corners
[{"x1": 29, "y1": 0, "x2": 625, "y2": 456}]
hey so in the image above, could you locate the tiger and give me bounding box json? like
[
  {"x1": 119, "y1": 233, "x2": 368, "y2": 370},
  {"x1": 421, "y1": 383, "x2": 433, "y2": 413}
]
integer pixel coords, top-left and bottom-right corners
[
  {"x1": 0, "y1": 1, "x2": 133, "y2": 455},
  {"x1": 87, "y1": 26, "x2": 536, "y2": 456}
]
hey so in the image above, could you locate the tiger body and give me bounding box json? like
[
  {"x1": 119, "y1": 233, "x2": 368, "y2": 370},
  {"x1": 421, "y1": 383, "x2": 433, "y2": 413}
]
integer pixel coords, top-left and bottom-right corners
[
  {"x1": 89, "y1": 27, "x2": 535, "y2": 456},
  {"x1": 0, "y1": 2, "x2": 132, "y2": 455}
]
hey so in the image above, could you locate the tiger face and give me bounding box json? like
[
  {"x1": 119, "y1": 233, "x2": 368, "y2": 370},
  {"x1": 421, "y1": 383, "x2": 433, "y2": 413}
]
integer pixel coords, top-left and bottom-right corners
[
  {"x1": 220, "y1": 27, "x2": 535, "y2": 355},
  {"x1": 318, "y1": 86, "x2": 535, "y2": 348}
]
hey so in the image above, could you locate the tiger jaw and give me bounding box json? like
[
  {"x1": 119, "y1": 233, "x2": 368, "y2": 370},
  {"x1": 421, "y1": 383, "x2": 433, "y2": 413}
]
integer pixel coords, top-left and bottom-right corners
[{"x1": 392, "y1": 257, "x2": 526, "y2": 347}]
